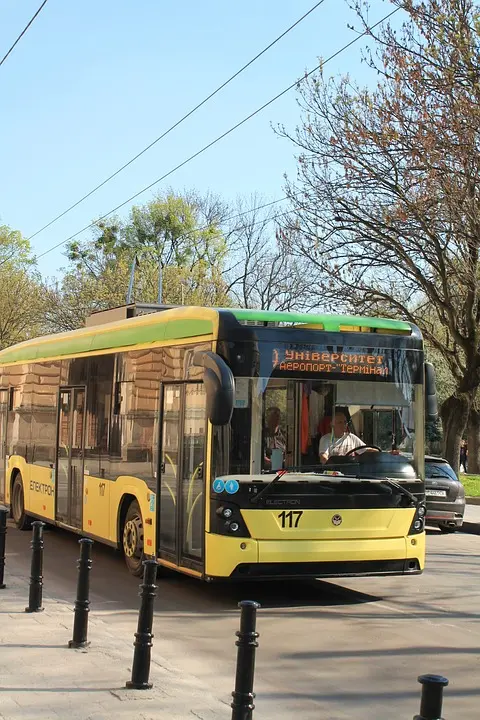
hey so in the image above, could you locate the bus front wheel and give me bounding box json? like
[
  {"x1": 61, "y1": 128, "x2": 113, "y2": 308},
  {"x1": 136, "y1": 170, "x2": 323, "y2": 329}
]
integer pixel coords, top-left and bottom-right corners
[
  {"x1": 122, "y1": 500, "x2": 144, "y2": 576},
  {"x1": 11, "y1": 474, "x2": 33, "y2": 530}
]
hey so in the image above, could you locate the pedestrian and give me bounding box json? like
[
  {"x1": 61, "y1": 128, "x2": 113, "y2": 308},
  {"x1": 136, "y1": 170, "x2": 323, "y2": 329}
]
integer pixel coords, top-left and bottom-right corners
[{"x1": 460, "y1": 439, "x2": 468, "y2": 473}]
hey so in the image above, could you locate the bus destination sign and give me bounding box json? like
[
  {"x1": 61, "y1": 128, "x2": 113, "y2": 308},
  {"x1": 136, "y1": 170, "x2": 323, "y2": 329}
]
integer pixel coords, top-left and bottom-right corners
[{"x1": 272, "y1": 348, "x2": 389, "y2": 376}]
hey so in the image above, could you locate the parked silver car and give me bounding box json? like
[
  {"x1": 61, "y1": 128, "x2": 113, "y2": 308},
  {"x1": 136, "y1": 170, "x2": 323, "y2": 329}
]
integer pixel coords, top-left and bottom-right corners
[{"x1": 424, "y1": 456, "x2": 465, "y2": 532}]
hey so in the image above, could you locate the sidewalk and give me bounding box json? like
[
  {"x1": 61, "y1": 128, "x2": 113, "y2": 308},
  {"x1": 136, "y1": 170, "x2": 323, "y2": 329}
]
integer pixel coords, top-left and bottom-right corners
[
  {"x1": 0, "y1": 567, "x2": 229, "y2": 719},
  {"x1": 461, "y1": 501, "x2": 480, "y2": 534}
]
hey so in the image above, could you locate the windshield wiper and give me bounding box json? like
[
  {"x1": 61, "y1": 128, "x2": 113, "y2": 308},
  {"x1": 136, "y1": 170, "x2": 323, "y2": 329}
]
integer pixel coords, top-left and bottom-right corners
[
  {"x1": 250, "y1": 470, "x2": 337, "y2": 504},
  {"x1": 382, "y1": 477, "x2": 420, "y2": 506},
  {"x1": 250, "y1": 470, "x2": 288, "y2": 504}
]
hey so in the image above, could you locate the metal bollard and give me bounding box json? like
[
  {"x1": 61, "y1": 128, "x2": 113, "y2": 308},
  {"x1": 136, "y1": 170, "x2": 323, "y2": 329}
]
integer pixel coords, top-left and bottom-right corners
[
  {"x1": 0, "y1": 505, "x2": 7, "y2": 589},
  {"x1": 413, "y1": 674, "x2": 449, "y2": 720},
  {"x1": 126, "y1": 558, "x2": 158, "y2": 690},
  {"x1": 25, "y1": 521, "x2": 45, "y2": 613},
  {"x1": 231, "y1": 600, "x2": 261, "y2": 720},
  {"x1": 68, "y1": 538, "x2": 94, "y2": 649}
]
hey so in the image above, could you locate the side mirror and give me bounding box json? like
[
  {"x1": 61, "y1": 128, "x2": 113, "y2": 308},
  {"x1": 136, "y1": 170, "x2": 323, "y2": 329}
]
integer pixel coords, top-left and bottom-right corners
[
  {"x1": 425, "y1": 362, "x2": 438, "y2": 422},
  {"x1": 192, "y1": 350, "x2": 234, "y2": 426}
]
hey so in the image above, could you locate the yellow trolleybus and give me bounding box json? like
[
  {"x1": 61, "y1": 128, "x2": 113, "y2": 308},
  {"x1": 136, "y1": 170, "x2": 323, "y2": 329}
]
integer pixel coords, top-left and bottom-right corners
[{"x1": 0, "y1": 304, "x2": 436, "y2": 579}]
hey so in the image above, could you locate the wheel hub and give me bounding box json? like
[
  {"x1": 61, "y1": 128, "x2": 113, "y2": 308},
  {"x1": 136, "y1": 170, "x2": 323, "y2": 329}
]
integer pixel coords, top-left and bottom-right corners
[{"x1": 123, "y1": 517, "x2": 142, "y2": 558}]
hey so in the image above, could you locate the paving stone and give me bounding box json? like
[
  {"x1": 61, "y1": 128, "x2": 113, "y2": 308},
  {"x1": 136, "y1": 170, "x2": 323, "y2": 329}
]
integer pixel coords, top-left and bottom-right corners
[{"x1": 0, "y1": 566, "x2": 226, "y2": 719}]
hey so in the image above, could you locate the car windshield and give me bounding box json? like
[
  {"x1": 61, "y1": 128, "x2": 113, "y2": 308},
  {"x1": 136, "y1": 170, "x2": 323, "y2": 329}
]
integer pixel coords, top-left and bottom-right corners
[
  {"x1": 425, "y1": 463, "x2": 458, "y2": 482},
  {"x1": 213, "y1": 377, "x2": 424, "y2": 481}
]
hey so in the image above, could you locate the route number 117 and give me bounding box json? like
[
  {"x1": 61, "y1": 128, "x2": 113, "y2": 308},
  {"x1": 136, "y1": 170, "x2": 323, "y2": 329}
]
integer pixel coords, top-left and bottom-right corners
[{"x1": 277, "y1": 510, "x2": 303, "y2": 528}]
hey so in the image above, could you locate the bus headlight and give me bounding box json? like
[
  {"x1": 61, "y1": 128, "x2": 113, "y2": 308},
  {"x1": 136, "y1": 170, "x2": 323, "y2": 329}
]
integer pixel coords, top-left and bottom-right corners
[
  {"x1": 211, "y1": 501, "x2": 250, "y2": 537},
  {"x1": 409, "y1": 502, "x2": 426, "y2": 535}
]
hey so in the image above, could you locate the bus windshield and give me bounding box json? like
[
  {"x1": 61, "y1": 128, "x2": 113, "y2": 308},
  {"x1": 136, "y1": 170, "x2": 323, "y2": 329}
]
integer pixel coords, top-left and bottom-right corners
[{"x1": 215, "y1": 377, "x2": 424, "y2": 481}]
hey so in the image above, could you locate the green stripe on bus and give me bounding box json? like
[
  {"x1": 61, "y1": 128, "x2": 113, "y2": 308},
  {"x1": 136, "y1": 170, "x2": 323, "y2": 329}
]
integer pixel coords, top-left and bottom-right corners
[
  {"x1": 228, "y1": 308, "x2": 410, "y2": 332},
  {"x1": 0, "y1": 317, "x2": 214, "y2": 365}
]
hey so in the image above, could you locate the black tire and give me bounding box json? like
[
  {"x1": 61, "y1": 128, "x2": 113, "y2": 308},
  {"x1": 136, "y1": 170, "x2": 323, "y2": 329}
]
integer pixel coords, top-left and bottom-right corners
[
  {"x1": 122, "y1": 500, "x2": 145, "y2": 576},
  {"x1": 11, "y1": 474, "x2": 33, "y2": 530},
  {"x1": 439, "y1": 524, "x2": 456, "y2": 534}
]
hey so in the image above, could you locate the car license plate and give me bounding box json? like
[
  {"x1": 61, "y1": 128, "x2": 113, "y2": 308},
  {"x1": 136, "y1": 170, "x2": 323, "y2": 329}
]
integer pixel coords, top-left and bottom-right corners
[{"x1": 426, "y1": 489, "x2": 447, "y2": 497}]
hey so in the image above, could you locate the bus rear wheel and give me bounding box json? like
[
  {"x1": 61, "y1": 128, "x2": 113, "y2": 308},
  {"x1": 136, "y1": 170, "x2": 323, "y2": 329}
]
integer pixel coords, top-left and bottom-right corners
[
  {"x1": 11, "y1": 474, "x2": 33, "y2": 530},
  {"x1": 122, "y1": 500, "x2": 144, "y2": 576}
]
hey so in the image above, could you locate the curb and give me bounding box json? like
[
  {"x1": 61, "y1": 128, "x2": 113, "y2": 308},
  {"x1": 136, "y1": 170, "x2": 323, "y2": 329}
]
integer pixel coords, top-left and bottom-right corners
[{"x1": 466, "y1": 497, "x2": 480, "y2": 506}]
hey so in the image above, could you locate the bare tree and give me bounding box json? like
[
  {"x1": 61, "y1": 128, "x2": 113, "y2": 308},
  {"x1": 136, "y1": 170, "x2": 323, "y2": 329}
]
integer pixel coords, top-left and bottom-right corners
[
  {"x1": 224, "y1": 195, "x2": 320, "y2": 311},
  {"x1": 277, "y1": 0, "x2": 480, "y2": 470}
]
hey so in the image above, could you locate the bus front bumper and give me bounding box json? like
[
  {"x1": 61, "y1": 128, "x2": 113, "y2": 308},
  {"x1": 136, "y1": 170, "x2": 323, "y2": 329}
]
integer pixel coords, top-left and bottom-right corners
[{"x1": 204, "y1": 533, "x2": 425, "y2": 580}]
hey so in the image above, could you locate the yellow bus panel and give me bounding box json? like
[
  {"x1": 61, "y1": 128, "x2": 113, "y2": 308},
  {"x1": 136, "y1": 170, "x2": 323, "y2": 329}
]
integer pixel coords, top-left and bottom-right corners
[
  {"x1": 241, "y1": 508, "x2": 416, "y2": 540},
  {"x1": 9, "y1": 457, "x2": 55, "y2": 522},
  {"x1": 83, "y1": 475, "x2": 111, "y2": 539}
]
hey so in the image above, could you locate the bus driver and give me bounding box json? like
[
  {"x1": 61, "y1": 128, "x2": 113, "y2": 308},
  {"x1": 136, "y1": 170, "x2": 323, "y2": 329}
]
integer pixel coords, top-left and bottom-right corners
[{"x1": 319, "y1": 411, "x2": 364, "y2": 464}]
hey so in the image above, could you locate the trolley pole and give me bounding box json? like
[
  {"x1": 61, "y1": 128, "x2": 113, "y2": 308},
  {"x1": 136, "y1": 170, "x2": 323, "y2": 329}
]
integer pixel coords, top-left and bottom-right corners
[
  {"x1": 25, "y1": 521, "x2": 45, "y2": 613},
  {"x1": 0, "y1": 505, "x2": 7, "y2": 589},
  {"x1": 231, "y1": 600, "x2": 261, "y2": 720},
  {"x1": 69, "y1": 538, "x2": 94, "y2": 649}
]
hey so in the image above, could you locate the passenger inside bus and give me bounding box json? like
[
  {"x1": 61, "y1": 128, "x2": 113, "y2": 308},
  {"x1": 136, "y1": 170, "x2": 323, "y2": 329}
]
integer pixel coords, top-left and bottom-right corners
[
  {"x1": 264, "y1": 406, "x2": 286, "y2": 470},
  {"x1": 256, "y1": 379, "x2": 410, "y2": 473}
]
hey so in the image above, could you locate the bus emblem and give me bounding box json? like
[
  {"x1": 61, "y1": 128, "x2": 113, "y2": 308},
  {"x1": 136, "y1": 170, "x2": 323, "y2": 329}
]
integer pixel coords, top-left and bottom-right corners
[{"x1": 332, "y1": 514, "x2": 342, "y2": 526}]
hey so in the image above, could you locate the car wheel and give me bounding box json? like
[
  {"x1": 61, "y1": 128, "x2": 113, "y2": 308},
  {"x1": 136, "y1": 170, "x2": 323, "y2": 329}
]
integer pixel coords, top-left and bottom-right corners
[
  {"x1": 122, "y1": 500, "x2": 145, "y2": 576},
  {"x1": 11, "y1": 474, "x2": 33, "y2": 530},
  {"x1": 439, "y1": 524, "x2": 456, "y2": 534}
]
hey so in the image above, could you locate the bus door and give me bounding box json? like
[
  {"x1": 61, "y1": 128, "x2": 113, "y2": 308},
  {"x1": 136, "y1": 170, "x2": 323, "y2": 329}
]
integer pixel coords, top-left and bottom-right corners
[
  {"x1": 55, "y1": 387, "x2": 86, "y2": 528},
  {"x1": 0, "y1": 390, "x2": 7, "y2": 503},
  {"x1": 158, "y1": 383, "x2": 206, "y2": 572}
]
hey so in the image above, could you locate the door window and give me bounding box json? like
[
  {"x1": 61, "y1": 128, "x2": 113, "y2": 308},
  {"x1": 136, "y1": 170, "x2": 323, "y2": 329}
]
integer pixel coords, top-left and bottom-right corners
[
  {"x1": 181, "y1": 385, "x2": 206, "y2": 559},
  {"x1": 159, "y1": 385, "x2": 180, "y2": 555}
]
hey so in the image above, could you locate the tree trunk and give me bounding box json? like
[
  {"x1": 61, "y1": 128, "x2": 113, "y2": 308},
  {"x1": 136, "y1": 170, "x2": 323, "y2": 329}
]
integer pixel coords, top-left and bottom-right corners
[
  {"x1": 440, "y1": 394, "x2": 471, "y2": 473},
  {"x1": 467, "y1": 406, "x2": 480, "y2": 474}
]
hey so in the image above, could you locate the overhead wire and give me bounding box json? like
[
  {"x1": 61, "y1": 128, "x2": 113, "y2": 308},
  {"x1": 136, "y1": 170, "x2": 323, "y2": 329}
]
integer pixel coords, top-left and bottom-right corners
[
  {"x1": 0, "y1": 0, "x2": 49, "y2": 68},
  {"x1": 28, "y1": 0, "x2": 327, "y2": 241},
  {"x1": 35, "y1": 5, "x2": 400, "y2": 262}
]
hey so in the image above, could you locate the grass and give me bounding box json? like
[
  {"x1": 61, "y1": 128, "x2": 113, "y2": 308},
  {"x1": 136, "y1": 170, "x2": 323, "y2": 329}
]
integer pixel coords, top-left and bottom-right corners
[{"x1": 460, "y1": 474, "x2": 480, "y2": 497}]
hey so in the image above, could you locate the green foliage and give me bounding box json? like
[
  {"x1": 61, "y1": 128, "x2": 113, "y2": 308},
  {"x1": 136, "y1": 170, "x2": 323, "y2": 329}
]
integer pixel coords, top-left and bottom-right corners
[
  {"x1": 278, "y1": 0, "x2": 480, "y2": 465},
  {"x1": 460, "y1": 474, "x2": 480, "y2": 497},
  {"x1": 0, "y1": 225, "x2": 33, "y2": 269},
  {"x1": 49, "y1": 192, "x2": 230, "y2": 330},
  {"x1": 0, "y1": 225, "x2": 45, "y2": 347}
]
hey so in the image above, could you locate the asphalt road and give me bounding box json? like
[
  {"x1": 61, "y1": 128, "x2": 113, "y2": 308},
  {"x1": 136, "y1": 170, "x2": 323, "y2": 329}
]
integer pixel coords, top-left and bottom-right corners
[{"x1": 4, "y1": 523, "x2": 480, "y2": 719}]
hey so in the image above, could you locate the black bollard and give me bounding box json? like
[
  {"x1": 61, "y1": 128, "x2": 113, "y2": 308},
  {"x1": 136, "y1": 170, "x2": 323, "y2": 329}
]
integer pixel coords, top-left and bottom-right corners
[
  {"x1": 0, "y1": 505, "x2": 8, "y2": 590},
  {"x1": 126, "y1": 558, "x2": 158, "y2": 690},
  {"x1": 231, "y1": 600, "x2": 261, "y2": 720},
  {"x1": 68, "y1": 538, "x2": 94, "y2": 649},
  {"x1": 413, "y1": 674, "x2": 449, "y2": 720},
  {"x1": 0, "y1": 505, "x2": 7, "y2": 589},
  {"x1": 25, "y1": 521, "x2": 45, "y2": 613}
]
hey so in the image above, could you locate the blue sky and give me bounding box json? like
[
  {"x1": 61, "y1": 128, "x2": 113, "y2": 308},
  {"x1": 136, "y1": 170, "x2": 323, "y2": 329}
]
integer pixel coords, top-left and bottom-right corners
[{"x1": 0, "y1": 0, "x2": 394, "y2": 279}]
